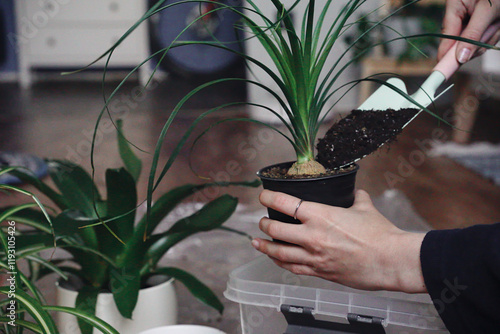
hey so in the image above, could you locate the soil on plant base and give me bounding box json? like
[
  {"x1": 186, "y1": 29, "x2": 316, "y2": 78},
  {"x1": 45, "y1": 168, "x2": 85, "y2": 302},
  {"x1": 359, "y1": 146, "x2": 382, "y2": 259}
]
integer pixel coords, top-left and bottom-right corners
[{"x1": 317, "y1": 108, "x2": 420, "y2": 169}]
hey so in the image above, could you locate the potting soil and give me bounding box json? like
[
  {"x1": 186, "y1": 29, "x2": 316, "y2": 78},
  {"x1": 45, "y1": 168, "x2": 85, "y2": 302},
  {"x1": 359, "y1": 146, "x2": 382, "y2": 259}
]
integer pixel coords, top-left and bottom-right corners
[{"x1": 317, "y1": 108, "x2": 420, "y2": 169}]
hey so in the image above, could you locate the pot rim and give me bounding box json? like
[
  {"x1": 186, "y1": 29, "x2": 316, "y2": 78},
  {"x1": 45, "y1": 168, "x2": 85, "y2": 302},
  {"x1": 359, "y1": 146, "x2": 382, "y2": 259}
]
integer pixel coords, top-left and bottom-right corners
[
  {"x1": 56, "y1": 276, "x2": 175, "y2": 295},
  {"x1": 257, "y1": 161, "x2": 359, "y2": 182}
]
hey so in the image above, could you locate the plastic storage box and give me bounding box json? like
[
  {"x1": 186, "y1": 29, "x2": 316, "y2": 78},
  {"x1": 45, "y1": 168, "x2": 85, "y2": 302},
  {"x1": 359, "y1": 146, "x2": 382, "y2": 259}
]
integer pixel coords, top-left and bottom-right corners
[{"x1": 225, "y1": 256, "x2": 448, "y2": 334}]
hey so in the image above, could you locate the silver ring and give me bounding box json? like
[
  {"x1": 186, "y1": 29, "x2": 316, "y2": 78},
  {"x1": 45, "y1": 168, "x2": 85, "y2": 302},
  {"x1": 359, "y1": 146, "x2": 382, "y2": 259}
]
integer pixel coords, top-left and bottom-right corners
[{"x1": 293, "y1": 199, "x2": 303, "y2": 220}]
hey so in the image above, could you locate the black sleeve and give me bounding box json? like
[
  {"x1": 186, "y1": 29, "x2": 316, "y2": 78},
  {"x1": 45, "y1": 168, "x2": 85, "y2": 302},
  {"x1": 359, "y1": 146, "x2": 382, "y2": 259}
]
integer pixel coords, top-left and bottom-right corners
[{"x1": 420, "y1": 223, "x2": 500, "y2": 334}]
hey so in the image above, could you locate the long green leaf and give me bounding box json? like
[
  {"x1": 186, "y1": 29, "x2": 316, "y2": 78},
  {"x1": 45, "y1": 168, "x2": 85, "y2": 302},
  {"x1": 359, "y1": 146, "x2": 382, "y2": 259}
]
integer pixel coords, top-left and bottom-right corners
[
  {"x1": 105, "y1": 168, "x2": 136, "y2": 245},
  {"x1": 0, "y1": 203, "x2": 37, "y2": 226},
  {"x1": 145, "y1": 195, "x2": 238, "y2": 269},
  {"x1": 5, "y1": 168, "x2": 68, "y2": 210},
  {"x1": 155, "y1": 267, "x2": 223, "y2": 314},
  {"x1": 53, "y1": 210, "x2": 98, "y2": 250},
  {"x1": 0, "y1": 185, "x2": 55, "y2": 248},
  {"x1": 1, "y1": 208, "x2": 53, "y2": 234},
  {"x1": 25, "y1": 255, "x2": 69, "y2": 281},
  {"x1": 0, "y1": 288, "x2": 58, "y2": 334},
  {"x1": 116, "y1": 119, "x2": 142, "y2": 182},
  {"x1": 165, "y1": 194, "x2": 238, "y2": 235},
  {"x1": 0, "y1": 317, "x2": 42, "y2": 333},
  {"x1": 110, "y1": 266, "x2": 141, "y2": 319},
  {"x1": 89, "y1": 168, "x2": 138, "y2": 263},
  {"x1": 48, "y1": 160, "x2": 101, "y2": 217},
  {"x1": 0, "y1": 262, "x2": 44, "y2": 303},
  {"x1": 0, "y1": 204, "x2": 39, "y2": 290},
  {"x1": 75, "y1": 286, "x2": 99, "y2": 334},
  {"x1": 45, "y1": 305, "x2": 119, "y2": 334}
]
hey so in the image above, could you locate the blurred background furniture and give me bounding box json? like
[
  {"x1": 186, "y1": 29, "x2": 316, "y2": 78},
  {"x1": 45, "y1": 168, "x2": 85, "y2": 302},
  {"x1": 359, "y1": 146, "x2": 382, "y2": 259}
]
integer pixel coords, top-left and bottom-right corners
[
  {"x1": 357, "y1": 0, "x2": 446, "y2": 103},
  {"x1": 14, "y1": 0, "x2": 150, "y2": 87},
  {"x1": 0, "y1": 1, "x2": 17, "y2": 77}
]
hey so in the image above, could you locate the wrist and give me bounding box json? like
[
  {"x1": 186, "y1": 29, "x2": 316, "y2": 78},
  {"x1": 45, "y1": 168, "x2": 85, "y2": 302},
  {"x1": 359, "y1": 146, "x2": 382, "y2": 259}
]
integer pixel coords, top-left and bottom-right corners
[{"x1": 384, "y1": 231, "x2": 427, "y2": 293}]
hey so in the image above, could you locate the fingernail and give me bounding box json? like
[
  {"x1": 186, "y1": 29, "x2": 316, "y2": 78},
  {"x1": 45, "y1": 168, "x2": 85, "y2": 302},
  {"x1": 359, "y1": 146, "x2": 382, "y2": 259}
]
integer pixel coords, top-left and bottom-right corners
[
  {"x1": 251, "y1": 239, "x2": 260, "y2": 249},
  {"x1": 458, "y1": 48, "x2": 471, "y2": 64}
]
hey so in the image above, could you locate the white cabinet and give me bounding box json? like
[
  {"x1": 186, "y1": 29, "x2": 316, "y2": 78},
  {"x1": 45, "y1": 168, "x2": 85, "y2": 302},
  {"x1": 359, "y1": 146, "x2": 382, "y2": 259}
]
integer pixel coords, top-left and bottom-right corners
[{"x1": 15, "y1": 0, "x2": 150, "y2": 87}]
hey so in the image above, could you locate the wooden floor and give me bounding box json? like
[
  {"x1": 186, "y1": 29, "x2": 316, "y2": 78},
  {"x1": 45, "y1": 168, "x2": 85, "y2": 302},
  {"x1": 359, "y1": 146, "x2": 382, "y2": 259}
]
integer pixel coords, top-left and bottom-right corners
[{"x1": 1, "y1": 76, "x2": 499, "y2": 332}]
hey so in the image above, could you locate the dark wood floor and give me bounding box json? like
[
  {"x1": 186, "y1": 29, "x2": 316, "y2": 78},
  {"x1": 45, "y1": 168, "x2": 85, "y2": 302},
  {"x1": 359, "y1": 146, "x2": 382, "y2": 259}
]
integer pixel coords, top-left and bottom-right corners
[{"x1": 1, "y1": 77, "x2": 499, "y2": 332}]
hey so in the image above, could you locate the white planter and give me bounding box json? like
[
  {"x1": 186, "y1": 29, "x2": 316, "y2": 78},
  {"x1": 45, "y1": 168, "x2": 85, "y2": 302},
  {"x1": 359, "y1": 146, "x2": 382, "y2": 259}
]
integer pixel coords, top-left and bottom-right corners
[
  {"x1": 139, "y1": 325, "x2": 226, "y2": 334},
  {"x1": 56, "y1": 278, "x2": 178, "y2": 334}
]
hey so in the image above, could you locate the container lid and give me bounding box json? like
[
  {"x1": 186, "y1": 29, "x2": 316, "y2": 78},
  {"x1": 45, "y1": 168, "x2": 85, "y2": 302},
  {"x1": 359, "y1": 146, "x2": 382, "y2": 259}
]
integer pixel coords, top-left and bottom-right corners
[{"x1": 224, "y1": 256, "x2": 446, "y2": 332}]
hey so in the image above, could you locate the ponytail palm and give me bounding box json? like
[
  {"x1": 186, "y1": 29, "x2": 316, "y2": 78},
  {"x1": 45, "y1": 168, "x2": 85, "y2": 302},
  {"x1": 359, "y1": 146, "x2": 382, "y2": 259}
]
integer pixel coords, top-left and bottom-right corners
[{"x1": 84, "y1": 0, "x2": 499, "y2": 213}]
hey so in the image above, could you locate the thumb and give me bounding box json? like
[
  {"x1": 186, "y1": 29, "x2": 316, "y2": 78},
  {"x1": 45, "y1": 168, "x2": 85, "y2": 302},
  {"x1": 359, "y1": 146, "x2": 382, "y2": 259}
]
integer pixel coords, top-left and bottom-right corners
[
  {"x1": 456, "y1": 2, "x2": 497, "y2": 63},
  {"x1": 352, "y1": 189, "x2": 373, "y2": 210}
]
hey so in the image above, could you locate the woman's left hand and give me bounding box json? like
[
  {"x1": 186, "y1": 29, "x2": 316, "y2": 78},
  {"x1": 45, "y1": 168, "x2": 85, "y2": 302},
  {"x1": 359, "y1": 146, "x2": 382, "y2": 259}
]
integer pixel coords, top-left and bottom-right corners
[{"x1": 252, "y1": 189, "x2": 427, "y2": 293}]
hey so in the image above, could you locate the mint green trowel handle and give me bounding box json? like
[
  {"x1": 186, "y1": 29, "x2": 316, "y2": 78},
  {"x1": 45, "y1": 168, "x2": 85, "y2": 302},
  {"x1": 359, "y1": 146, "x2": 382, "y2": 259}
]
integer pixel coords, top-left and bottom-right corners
[{"x1": 434, "y1": 22, "x2": 500, "y2": 81}]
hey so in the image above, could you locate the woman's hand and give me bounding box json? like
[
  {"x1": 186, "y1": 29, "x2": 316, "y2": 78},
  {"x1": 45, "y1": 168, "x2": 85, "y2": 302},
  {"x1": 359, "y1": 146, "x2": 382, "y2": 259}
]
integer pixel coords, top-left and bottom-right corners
[
  {"x1": 438, "y1": 0, "x2": 500, "y2": 63},
  {"x1": 252, "y1": 189, "x2": 427, "y2": 293}
]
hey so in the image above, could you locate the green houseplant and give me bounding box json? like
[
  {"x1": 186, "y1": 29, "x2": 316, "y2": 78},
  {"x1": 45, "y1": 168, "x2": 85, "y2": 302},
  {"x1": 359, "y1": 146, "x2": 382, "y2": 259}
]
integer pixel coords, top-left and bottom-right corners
[
  {"x1": 83, "y1": 0, "x2": 498, "y2": 220},
  {"x1": 0, "y1": 179, "x2": 118, "y2": 334},
  {"x1": 0, "y1": 122, "x2": 259, "y2": 334}
]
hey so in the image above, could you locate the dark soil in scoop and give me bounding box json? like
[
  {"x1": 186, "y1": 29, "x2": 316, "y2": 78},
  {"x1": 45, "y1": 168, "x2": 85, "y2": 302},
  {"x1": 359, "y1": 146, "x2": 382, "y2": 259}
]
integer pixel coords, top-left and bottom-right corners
[{"x1": 317, "y1": 108, "x2": 420, "y2": 169}]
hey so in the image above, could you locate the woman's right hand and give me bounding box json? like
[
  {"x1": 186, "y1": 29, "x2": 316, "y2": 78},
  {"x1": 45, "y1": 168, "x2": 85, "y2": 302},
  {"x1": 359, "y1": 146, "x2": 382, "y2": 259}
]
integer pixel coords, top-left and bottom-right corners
[{"x1": 438, "y1": 0, "x2": 500, "y2": 64}]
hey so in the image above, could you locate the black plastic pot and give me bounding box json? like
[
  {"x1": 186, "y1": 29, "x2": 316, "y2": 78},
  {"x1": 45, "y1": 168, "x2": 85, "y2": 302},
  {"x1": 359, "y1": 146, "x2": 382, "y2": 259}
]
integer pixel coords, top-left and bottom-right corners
[{"x1": 257, "y1": 162, "x2": 359, "y2": 224}]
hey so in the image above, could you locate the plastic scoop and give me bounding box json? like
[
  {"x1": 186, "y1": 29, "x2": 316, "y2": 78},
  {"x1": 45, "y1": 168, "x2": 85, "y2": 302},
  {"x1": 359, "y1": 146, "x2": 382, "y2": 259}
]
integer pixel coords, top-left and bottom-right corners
[
  {"x1": 358, "y1": 22, "x2": 500, "y2": 115},
  {"x1": 331, "y1": 23, "x2": 500, "y2": 168}
]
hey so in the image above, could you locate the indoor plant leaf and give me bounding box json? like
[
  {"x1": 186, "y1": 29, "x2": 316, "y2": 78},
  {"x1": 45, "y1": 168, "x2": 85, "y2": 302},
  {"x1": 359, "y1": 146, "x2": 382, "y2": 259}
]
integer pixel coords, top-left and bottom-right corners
[
  {"x1": 116, "y1": 119, "x2": 142, "y2": 182},
  {"x1": 53, "y1": 210, "x2": 98, "y2": 250},
  {"x1": 96, "y1": 168, "x2": 138, "y2": 261},
  {"x1": 0, "y1": 317, "x2": 42, "y2": 333},
  {"x1": 0, "y1": 207, "x2": 53, "y2": 234},
  {"x1": 0, "y1": 261, "x2": 45, "y2": 303},
  {"x1": 105, "y1": 168, "x2": 137, "y2": 244},
  {"x1": 44, "y1": 305, "x2": 119, "y2": 334},
  {"x1": 24, "y1": 255, "x2": 69, "y2": 282},
  {"x1": 5, "y1": 168, "x2": 68, "y2": 210},
  {"x1": 48, "y1": 160, "x2": 101, "y2": 217},
  {"x1": 155, "y1": 267, "x2": 224, "y2": 314},
  {"x1": 110, "y1": 266, "x2": 141, "y2": 319},
  {"x1": 48, "y1": 218, "x2": 116, "y2": 286},
  {"x1": 75, "y1": 286, "x2": 99, "y2": 334},
  {"x1": 0, "y1": 287, "x2": 58, "y2": 334},
  {"x1": 136, "y1": 180, "x2": 259, "y2": 238},
  {"x1": 123, "y1": 180, "x2": 258, "y2": 269},
  {"x1": 61, "y1": 246, "x2": 109, "y2": 287},
  {"x1": 13, "y1": 234, "x2": 54, "y2": 250},
  {"x1": 165, "y1": 194, "x2": 238, "y2": 235},
  {"x1": 144, "y1": 194, "x2": 238, "y2": 270}
]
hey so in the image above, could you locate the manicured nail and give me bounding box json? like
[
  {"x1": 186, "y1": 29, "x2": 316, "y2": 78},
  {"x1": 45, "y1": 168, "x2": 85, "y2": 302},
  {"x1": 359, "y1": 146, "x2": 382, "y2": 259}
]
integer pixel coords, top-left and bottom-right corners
[
  {"x1": 251, "y1": 239, "x2": 260, "y2": 249},
  {"x1": 458, "y1": 48, "x2": 471, "y2": 64}
]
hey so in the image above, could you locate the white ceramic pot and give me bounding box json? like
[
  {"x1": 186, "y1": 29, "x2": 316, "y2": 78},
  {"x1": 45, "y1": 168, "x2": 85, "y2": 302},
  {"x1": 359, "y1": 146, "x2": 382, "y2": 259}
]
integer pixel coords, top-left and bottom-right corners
[
  {"x1": 56, "y1": 278, "x2": 178, "y2": 334},
  {"x1": 139, "y1": 325, "x2": 226, "y2": 334}
]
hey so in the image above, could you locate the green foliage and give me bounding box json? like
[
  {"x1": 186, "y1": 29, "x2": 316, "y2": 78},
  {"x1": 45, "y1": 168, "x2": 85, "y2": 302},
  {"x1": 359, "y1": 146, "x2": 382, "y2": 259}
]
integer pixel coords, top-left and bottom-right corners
[
  {"x1": 0, "y1": 189, "x2": 117, "y2": 333},
  {"x1": 78, "y1": 0, "x2": 499, "y2": 230},
  {"x1": 0, "y1": 124, "x2": 260, "y2": 333}
]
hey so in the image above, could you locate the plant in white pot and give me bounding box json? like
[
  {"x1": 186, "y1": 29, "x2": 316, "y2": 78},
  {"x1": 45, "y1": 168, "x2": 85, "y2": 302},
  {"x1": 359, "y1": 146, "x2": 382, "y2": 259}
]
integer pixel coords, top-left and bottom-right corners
[{"x1": 0, "y1": 122, "x2": 259, "y2": 334}]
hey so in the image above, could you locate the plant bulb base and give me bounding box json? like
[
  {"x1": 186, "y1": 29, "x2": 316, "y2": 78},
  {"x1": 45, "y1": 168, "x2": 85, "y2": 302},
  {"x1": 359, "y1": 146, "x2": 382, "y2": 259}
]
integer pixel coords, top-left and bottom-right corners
[{"x1": 287, "y1": 160, "x2": 326, "y2": 176}]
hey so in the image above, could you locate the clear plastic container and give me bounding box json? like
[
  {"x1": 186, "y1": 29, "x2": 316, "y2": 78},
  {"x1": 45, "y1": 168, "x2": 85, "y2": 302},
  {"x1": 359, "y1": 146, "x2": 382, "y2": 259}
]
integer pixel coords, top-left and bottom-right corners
[{"x1": 224, "y1": 256, "x2": 448, "y2": 334}]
